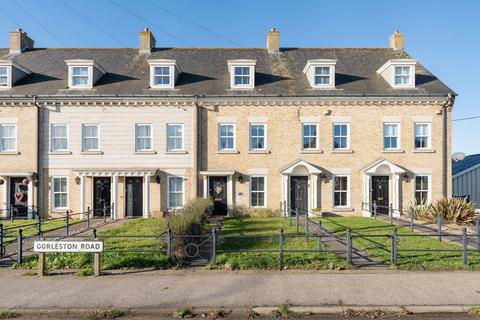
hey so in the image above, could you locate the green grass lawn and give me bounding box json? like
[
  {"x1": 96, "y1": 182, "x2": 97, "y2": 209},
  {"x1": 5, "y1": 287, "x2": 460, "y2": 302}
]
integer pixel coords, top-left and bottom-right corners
[
  {"x1": 214, "y1": 217, "x2": 350, "y2": 270},
  {"x1": 320, "y1": 216, "x2": 480, "y2": 270},
  {"x1": 1, "y1": 218, "x2": 81, "y2": 243}
]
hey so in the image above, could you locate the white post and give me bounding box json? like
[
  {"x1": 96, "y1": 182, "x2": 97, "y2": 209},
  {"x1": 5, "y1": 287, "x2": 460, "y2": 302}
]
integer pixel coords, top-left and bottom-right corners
[
  {"x1": 311, "y1": 174, "x2": 318, "y2": 211},
  {"x1": 143, "y1": 174, "x2": 150, "y2": 218},
  {"x1": 80, "y1": 175, "x2": 86, "y2": 219},
  {"x1": 226, "y1": 175, "x2": 233, "y2": 207},
  {"x1": 203, "y1": 175, "x2": 208, "y2": 198},
  {"x1": 282, "y1": 175, "x2": 289, "y2": 216},
  {"x1": 27, "y1": 175, "x2": 34, "y2": 219},
  {"x1": 112, "y1": 175, "x2": 118, "y2": 220},
  {"x1": 393, "y1": 174, "x2": 400, "y2": 217},
  {"x1": 363, "y1": 174, "x2": 371, "y2": 217}
]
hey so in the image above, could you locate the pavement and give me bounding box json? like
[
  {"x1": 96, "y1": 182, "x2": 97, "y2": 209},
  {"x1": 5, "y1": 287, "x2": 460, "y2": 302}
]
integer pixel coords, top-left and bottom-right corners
[{"x1": 1, "y1": 268, "x2": 479, "y2": 313}]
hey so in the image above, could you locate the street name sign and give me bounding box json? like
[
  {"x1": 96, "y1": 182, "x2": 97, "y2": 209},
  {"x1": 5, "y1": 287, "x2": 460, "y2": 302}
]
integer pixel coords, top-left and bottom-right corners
[{"x1": 33, "y1": 241, "x2": 103, "y2": 253}]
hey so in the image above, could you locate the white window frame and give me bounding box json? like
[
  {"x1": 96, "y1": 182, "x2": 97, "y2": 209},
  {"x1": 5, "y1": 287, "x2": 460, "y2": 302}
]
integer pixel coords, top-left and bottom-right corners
[
  {"x1": 151, "y1": 66, "x2": 173, "y2": 88},
  {"x1": 414, "y1": 122, "x2": 431, "y2": 150},
  {"x1": 249, "y1": 175, "x2": 267, "y2": 208},
  {"x1": 332, "y1": 123, "x2": 349, "y2": 150},
  {"x1": 0, "y1": 123, "x2": 17, "y2": 152},
  {"x1": 135, "y1": 123, "x2": 153, "y2": 152},
  {"x1": 333, "y1": 175, "x2": 350, "y2": 208},
  {"x1": 51, "y1": 124, "x2": 69, "y2": 152},
  {"x1": 383, "y1": 123, "x2": 401, "y2": 150},
  {"x1": 51, "y1": 176, "x2": 68, "y2": 210},
  {"x1": 302, "y1": 123, "x2": 319, "y2": 150},
  {"x1": 68, "y1": 66, "x2": 92, "y2": 89},
  {"x1": 218, "y1": 123, "x2": 236, "y2": 151},
  {"x1": 303, "y1": 59, "x2": 337, "y2": 89},
  {"x1": 228, "y1": 60, "x2": 256, "y2": 89},
  {"x1": 393, "y1": 65, "x2": 413, "y2": 87},
  {"x1": 0, "y1": 66, "x2": 10, "y2": 89},
  {"x1": 167, "y1": 176, "x2": 185, "y2": 209},
  {"x1": 249, "y1": 123, "x2": 267, "y2": 151},
  {"x1": 314, "y1": 66, "x2": 333, "y2": 86},
  {"x1": 414, "y1": 175, "x2": 432, "y2": 205},
  {"x1": 148, "y1": 59, "x2": 179, "y2": 89},
  {"x1": 82, "y1": 124, "x2": 100, "y2": 152},
  {"x1": 166, "y1": 123, "x2": 184, "y2": 151}
]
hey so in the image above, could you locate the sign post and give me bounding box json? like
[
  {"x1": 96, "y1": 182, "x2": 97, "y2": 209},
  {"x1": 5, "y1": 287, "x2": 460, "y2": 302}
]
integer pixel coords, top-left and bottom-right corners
[{"x1": 33, "y1": 240, "x2": 104, "y2": 276}]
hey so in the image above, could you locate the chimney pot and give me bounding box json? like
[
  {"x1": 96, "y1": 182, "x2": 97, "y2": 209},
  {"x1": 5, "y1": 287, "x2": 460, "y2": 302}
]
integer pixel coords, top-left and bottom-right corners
[
  {"x1": 139, "y1": 28, "x2": 156, "y2": 54},
  {"x1": 9, "y1": 29, "x2": 34, "y2": 54},
  {"x1": 266, "y1": 28, "x2": 280, "y2": 54},
  {"x1": 389, "y1": 30, "x2": 404, "y2": 51}
]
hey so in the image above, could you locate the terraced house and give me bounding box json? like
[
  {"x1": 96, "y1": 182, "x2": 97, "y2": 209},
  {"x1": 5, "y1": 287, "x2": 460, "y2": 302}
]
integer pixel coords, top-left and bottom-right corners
[{"x1": 0, "y1": 28, "x2": 455, "y2": 219}]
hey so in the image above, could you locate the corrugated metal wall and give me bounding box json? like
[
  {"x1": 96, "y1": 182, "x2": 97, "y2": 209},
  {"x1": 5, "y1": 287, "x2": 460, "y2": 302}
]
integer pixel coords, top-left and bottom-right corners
[{"x1": 453, "y1": 166, "x2": 480, "y2": 208}]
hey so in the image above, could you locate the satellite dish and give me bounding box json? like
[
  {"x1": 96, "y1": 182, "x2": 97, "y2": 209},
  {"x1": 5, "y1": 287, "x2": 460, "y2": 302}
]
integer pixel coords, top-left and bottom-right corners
[{"x1": 452, "y1": 152, "x2": 467, "y2": 162}]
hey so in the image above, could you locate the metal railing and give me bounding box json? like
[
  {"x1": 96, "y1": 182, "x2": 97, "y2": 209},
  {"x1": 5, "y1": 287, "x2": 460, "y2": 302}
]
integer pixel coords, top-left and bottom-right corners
[{"x1": 0, "y1": 205, "x2": 38, "y2": 221}]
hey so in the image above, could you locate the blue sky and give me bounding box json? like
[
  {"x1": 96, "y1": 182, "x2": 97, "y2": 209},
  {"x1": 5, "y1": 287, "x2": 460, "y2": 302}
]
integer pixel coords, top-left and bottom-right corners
[{"x1": 0, "y1": 0, "x2": 478, "y2": 155}]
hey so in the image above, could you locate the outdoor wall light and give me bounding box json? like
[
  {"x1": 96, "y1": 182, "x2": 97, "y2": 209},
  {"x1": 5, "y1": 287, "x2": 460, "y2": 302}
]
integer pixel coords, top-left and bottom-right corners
[
  {"x1": 403, "y1": 174, "x2": 410, "y2": 183},
  {"x1": 74, "y1": 176, "x2": 81, "y2": 185},
  {"x1": 154, "y1": 169, "x2": 162, "y2": 184},
  {"x1": 237, "y1": 174, "x2": 244, "y2": 183},
  {"x1": 320, "y1": 173, "x2": 328, "y2": 183},
  {"x1": 0, "y1": 179, "x2": 4, "y2": 185}
]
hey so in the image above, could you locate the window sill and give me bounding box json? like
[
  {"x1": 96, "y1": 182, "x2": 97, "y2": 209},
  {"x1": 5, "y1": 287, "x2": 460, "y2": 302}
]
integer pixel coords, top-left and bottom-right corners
[
  {"x1": 413, "y1": 149, "x2": 435, "y2": 153},
  {"x1": 332, "y1": 149, "x2": 354, "y2": 154},
  {"x1": 332, "y1": 207, "x2": 354, "y2": 212},
  {"x1": 248, "y1": 150, "x2": 271, "y2": 154},
  {"x1": 382, "y1": 149, "x2": 405, "y2": 154},
  {"x1": 217, "y1": 150, "x2": 239, "y2": 154},
  {"x1": 134, "y1": 150, "x2": 157, "y2": 155},
  {"x1": 49, "y1": 151, "x2": 72, "y2": 155},
  {"x1": 0, "y1": 151, "x2": 20, "y2": 155},
  {"x1": 166, "y1": 150, "x2": 188, "y2": 154},
  {"x1": 148, "y1": 87, "x2": 178, "y2": 91},
  {"x1": 301, "y1": 150, "x2": 323, "y2": 154},
  {"x1": 81, "y1": 151, "x2": 103, "y2": 155}
]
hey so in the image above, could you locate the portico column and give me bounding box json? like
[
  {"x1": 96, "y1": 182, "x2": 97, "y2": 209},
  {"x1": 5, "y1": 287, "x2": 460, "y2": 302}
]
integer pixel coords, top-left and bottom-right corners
[
  {"x1": 203, "y1": 175, "x2": 208, "y2": 198},
  {"x1": 363, "y1": 174, "x2": 371, "y2": 217},
  {"x1": 393, "y1": 174, "x2": 400, "y2": 217},
  {"x1": 80, "y1": 175, "x2": 86, "y2": 219},
  {"x1": 282, "y1": 175, "x2": 289, "y2": 216},
  {"x1": 143, "y1": 174, "x2": 151, "y2": 218},
  {"x1": 112, "y1": 175, "x2": 118, "y2": 220},
  {"x1": 27, "y1": 175, "x2": 34, "y2": 219},
  {"x1": 311, "y1": 174, "x2": 318, "y2": 211},
  {"x1": 226, "y1": 175, "x2": 233, "y2": 207}
]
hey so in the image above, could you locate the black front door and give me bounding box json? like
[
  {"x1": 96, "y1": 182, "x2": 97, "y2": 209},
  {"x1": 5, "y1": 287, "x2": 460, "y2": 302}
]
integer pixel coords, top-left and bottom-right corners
[
  {"x1": 372, "y1": 176, "x2": 389, "y2": 214},
  {"x1": 209, "y1": 176, "x2": 227, "y2": 215},
  {"x1": 290, "y1": 176, "x2": 308, "y2": 215},
  {"x1": 93, "y1": 177, "x2": 111, "y2": 217},
  {"x1": 10, "y1": 177, "x2": 28, "y2": 217},
  {"x1": 125, "y1": 177, "x2": 143, "y2": 217}
]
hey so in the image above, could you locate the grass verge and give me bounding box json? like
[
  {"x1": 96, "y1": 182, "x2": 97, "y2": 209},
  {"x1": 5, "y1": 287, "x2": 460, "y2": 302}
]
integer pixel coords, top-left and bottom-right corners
[
  {"x1": 1, "y1": 218, "x2": 81, "y2": 243},
  {"x1": 0, "y1": 309, "x2": 16, "y2": 319},
  {"x1": 213, "y1": 217, "x2": 350, "y2": 270}
]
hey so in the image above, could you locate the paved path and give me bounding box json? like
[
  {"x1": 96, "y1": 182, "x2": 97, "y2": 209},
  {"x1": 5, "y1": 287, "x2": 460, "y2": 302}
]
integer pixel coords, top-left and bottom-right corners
[{"x1": 0, "y1": 269, "x2": 479, "y2": 309}]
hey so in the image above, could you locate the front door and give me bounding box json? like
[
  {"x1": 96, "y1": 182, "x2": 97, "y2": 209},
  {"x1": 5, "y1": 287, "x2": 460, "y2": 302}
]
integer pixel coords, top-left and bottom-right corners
[
  {"x1": 10, "y1": 177, "x2": 28, "y2": 217},
  {"x1": 290, "y1": 176, "x2": 308, "y2": 215},
  {"x1": 93, "y1": 177, "x2": 111, "y2": 217},
  {"x1": 125, "y1": 177, "x2": 143, "y2": 217},
  {"x1": 372, "y1": 176, "x2": 389, "y2": 214},
  {"x1": 209, "y1": 176, "x2": 227, "y2": 215}
]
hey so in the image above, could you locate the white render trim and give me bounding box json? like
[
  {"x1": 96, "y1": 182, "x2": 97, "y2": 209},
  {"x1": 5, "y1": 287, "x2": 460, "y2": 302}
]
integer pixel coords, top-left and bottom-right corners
[
  {"x1": 248, "y1": 168, "x2": 268, "y2": 175},
  {"x1": 248, "y1": 115, "x2": 269, "y2": 123},
  {"x1": 376, "y1": 59, "x2": 417, "y2": 75},
  {"x1": 280, "y1": 159, "x2": 322, "y2": 175},
  {"x1": 143, "y1": 174, "x2": 151, "y2": 217},
  {"x1": 0, "y1": 118, "x2": 18, "y2": 124},
  {"x1": 75, "y1": 168, "x2": 157, "y2": 177},
  {"x1": 382, "y1": 116, "x2": 401, "y2": 122},
  {"x1": 112, "y1": 175, "x2": 118, "y2": 220},
  {"x1": 412, "y1": 115, "x2": 433, "y2": 122},
  {"x1": 363, "y1": 159, "x2": 406, "y2": 174},
  {"x1": 411, "y1": 168, "x2": 433, "y2": 174},
  {"x1": 200, "y1": 170, "x2": 235, "y2": 176},
  {"x1": 299, "y1": 116, "x2": 321, "y2": 123},
  {"x1": 217, "y1": 116, "x2": 237, "y2": 123},
  {"x1": 331, "y1": 168, "x2": 352, "y2": 175},
  {"x1": 330, "y1": 116, "x2": 351, "y2": 123}
]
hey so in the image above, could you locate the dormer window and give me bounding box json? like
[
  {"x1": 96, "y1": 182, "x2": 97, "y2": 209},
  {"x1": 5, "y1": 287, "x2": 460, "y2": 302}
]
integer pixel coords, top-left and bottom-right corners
[
  {"x1": 303, "y1": 59, "x2": 336, "y2": 89},
  {"x1": 228, "y1": 60, "x2": 256, "y2": 89},
  {"x1": 65, "y1": 60, "x2": 106, "y2": 89},
  {"x1": 394, "y1": 66, "x2": 412, "y2": 86},
  {"x1": 0, "y1": 60, "x2": 31, "y2": 89},
  {"x1": 72, "y1": 67, "x2": 89, "y2": 87},
  {"x1": 377, "y1": 59, "x2": 416, "y2": 89},
  {"x1": 148, "y1": 59, "x2": 180, "y2": 89},
  {"x1": 0, "y1": 67, "x2": 8, "y2": 87}
]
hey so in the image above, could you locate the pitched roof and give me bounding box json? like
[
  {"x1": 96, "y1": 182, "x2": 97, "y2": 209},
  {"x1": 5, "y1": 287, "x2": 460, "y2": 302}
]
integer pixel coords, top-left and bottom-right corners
[
  {"x1": 452, "y1": 154, "x2": 480, "y2": 176},
  {"x1": 0, "y1": 47, "x2": 454, "y2": 97}
]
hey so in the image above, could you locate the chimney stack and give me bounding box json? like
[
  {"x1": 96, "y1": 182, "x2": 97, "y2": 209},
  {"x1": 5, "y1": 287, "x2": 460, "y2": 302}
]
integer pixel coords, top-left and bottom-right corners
[
  {"x1": 266, "y1": 28, "x2": 280, "y2": 54},
  {"x1": 139, "y1": 28, "x2": 156, "y2": 54},
  {"x1": 389, "y1": 30, "x2": 404, "y2": 51},
  {"x1": 9, "y1": 28, "x2": 34, "y2": 54}
]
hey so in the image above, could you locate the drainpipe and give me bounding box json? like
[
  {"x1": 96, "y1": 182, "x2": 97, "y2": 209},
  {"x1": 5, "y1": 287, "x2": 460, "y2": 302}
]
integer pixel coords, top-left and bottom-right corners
[{"x1": 442, "y1": 93, "x2": 455, "y2": 197}]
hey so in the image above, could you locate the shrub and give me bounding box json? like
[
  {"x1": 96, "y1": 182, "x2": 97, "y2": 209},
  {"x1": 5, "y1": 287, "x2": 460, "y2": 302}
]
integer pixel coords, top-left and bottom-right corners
[
  {"x1": 166, "y1": 198, "x2": 212, "y2": 234},
  {"x1": 406, "y1": 199, "x2": 432, "y2": 220},
  {"x1": 229, "y1": 206, "x2": 280, "y2": 218},
  {"x1": 430, "y1": 197, "x2": 476, "y2": 224},
  {"x1": 87, "y1": 309, "x2": 124, "y2": 319}
]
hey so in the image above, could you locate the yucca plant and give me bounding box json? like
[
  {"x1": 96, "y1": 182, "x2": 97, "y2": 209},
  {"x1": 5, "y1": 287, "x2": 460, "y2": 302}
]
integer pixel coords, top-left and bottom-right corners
[
  {"x1": 429, "y1": 197, "x2": 476, "y2": 224},
  {"x1": 406, "y1": 198, "x2": 432, "y2": 221}
]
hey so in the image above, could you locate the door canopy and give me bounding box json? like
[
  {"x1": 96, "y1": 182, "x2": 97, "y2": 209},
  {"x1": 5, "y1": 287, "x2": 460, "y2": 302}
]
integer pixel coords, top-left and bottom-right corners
[
  {"x1": 280, "y1": 159, "x2": 322, "y2": 175},
  {"x1": 363, "y1": 159, "x2": 405, "y2": 175}
]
